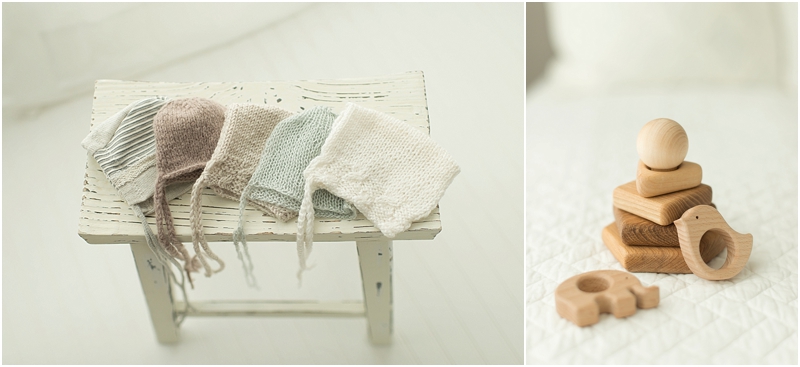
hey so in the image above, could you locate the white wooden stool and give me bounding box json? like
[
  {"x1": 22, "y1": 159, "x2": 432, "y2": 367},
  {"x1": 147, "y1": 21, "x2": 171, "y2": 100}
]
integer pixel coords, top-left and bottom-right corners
[{"x1": 77, "y1": 72, "x2": 442, "y2": 345}]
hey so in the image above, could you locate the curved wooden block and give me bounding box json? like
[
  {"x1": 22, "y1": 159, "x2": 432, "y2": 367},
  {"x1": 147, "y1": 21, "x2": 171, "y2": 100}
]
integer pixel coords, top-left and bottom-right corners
[
  {"x1": 555, "y1": 270, "x2": 659, "y2": 327},
  {"x1": 613, "y1": 181, "x2": 712, "y2": 225},
  {"x1": 636, "y1": 160, "x2": 702, "y2": 197},
  {"x1": 674, "y1": 205, "x2": 753, "y2": 280}
]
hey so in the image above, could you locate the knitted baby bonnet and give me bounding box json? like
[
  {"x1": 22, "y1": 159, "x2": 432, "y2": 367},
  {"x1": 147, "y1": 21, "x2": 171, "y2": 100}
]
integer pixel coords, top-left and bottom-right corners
[
  {"x1": 239, "y1": 105, "x2": 357, "y2": 222},
  {"x1": 81, "y1": 97, "x2": 194, "y2": 215},
  {"x1": 153, "y1": 97, "x2": 226, "y2": 285},
  {"x1": 81, "y1": 97, "x2": 194, "y2": 302},
  {"x1": 188, "y1": 104, "x2": 294, "y2": 279},
  {"x1": 296, "y1": 103, "x2": 460, "y2": 277},
  {"x1": 232, "y1": 105, "x2": 357, "y2": 286}
]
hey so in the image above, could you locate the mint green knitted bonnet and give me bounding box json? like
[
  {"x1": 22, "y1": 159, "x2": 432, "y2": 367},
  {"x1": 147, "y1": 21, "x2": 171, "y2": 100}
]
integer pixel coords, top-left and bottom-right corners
[
  {"x1": 244, "y1": 105, "x2": 356, "y2": 221},
  {"x1": 232, "y1": 106, "x2": 356, "y2": 286}
]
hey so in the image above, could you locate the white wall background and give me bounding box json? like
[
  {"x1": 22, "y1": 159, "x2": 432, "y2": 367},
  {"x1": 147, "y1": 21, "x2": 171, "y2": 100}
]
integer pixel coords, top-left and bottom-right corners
[
  {"x1": 3, "y1": 3, "x2": 524, "y2": 364},
  {"x1": 2, "y1": 3, "x2": 309, "y2": 115},
  {"x1": 536, "y1": 2, "x2": 798, "y2": 93}
]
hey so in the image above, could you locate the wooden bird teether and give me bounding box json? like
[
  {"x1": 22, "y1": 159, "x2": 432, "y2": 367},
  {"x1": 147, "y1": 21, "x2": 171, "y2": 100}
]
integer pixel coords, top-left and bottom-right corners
[
  {"x1": 674, "y1": 205, "x2": 753, "y2": 280},
  {"x1": 555, "y1": 270, "x2": 659, "y2": 327}
]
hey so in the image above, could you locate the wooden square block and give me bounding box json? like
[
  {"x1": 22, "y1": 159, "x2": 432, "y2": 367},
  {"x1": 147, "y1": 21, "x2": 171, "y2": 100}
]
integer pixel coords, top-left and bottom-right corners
[
  {"x1": 636, "y1": 160, "x2": 702, "y2": 197},
  {"x1": 613, "y1": 203, "x2": 716, "y2": 247},
  {"x1": 601, "y1": 222, "x2": 726, "y2": 273},
  {"x1": 613, "y1": 181, "x2": 712, "y2": 225}
]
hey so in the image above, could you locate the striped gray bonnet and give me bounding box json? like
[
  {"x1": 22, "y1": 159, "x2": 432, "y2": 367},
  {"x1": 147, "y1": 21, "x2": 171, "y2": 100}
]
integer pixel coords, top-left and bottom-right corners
[
  {"x1": 81, "y1": 96, "x2": 193, "y2": 214},
  {"x1": 81, "y1": 96, "x2": 197, "y2": 300}
]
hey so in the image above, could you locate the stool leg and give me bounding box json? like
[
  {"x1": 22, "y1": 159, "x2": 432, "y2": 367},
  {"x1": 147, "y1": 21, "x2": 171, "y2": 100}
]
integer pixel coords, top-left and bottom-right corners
[
  {"x1": 356, "y1": 240, "x2": 393, "y2": 345},
  {"x1": 130, "y1": 241, "x2": 179, "y2": 343}
]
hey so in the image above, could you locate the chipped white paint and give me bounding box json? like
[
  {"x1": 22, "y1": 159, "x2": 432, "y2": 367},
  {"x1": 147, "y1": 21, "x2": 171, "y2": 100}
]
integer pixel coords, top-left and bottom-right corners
[
  {"x1": 78, "y1": 71, "x2": 441, "y2": 244},
  {"x1": 130, "y1": 241, "x2": 180, "y2": 344},
  {"x1": 357, "y1": 240, "x2": 393, "y2": 344}
]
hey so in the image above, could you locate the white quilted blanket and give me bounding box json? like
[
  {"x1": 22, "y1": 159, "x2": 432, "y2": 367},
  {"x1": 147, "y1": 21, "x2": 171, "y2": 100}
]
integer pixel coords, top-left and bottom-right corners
[{"x1": 526, "y1": 84, "x2": 798, "y2": 364}]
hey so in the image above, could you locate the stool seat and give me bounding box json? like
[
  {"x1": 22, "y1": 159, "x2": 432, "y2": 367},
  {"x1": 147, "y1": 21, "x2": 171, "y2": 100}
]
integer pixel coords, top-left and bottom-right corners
[
  {"x1": 78, "y1": 72, "x2": 439, "y2": 345},
  {"x1": 79, "y1": 177, "x2": 441, "y2": 244}
]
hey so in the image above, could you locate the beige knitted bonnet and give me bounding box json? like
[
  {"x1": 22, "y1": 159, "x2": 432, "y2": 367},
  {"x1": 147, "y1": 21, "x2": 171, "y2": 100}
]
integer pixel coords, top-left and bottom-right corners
[
  {"x1": 296, "y1": 103, "x2": 460, "y2": 277},
  {"x1": 153, "y1": 97, "x2": 226, "y2": 285},
  {"x1": 188, "y1": 104, "x2": 294, "y2": 278}
]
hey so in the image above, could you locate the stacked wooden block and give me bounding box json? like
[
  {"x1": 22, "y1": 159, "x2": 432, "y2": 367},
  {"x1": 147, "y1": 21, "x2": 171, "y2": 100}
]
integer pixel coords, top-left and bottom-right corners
[{"x1": 603, "y1": 118, "x2": 727, "y2": 273}]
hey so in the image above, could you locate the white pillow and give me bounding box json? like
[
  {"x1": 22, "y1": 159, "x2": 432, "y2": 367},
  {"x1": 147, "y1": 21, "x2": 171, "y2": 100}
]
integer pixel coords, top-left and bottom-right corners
[{"x1": 542, "y1": 3, "x2": 786, "y2": 90}]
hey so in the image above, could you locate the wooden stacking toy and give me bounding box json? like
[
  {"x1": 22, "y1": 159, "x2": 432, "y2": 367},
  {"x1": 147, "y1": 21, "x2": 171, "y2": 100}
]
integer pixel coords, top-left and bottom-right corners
[
  {"x1": 603, "y1": 118, "x2": 752, "y2": 279},
  {"x1": 555, "y1": 270, "x2": 659, "y2": 327}
]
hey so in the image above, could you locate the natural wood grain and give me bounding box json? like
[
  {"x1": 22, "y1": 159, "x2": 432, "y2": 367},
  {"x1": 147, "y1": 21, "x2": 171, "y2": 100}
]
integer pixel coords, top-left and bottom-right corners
[
  {"x1": 555, "y1": 270, "x2": 659, "y2": 327},
  {"x1": 614, "y1": 205, "x2": 678, "y2": 247},
  {"x1": 613, "y1": 203, "x2": 716, "y2": 247},
  {"x1": 636, "y1": 160, "x2": 702, "y2": 197},
  {"x1": 613, "y1": 181, "x2": 712, "y2": 226},
  {"x1": 674, "y1": 205, "x2": 753, "y2": 280},
  {"x1": 78, "y1": 72, "x2": 442, "y2": 245},
  {"x1": 601, "y1": 222, "x2": 727, "y2": 273},
  {"x1": 636, "y1": 118, "x2": 688, "y2": 170}
]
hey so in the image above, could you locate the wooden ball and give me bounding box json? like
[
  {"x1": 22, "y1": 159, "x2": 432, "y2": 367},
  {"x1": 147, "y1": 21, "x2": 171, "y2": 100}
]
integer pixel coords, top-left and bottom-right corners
[{"x1": 636, "y1": 118, "x2": 688, "y2": 170}]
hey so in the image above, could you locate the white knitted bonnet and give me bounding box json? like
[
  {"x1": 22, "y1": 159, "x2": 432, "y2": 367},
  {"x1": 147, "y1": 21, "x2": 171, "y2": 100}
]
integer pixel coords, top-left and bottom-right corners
[{"x1": 296, "y1": 103, "x2": 460, "y2": 276}]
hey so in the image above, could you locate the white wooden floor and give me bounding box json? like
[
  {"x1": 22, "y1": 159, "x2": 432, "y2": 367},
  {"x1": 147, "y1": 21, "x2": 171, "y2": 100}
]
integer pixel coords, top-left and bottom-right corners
[{"x1": 2, "y1": 3, "x2": 523, "y2": 364}]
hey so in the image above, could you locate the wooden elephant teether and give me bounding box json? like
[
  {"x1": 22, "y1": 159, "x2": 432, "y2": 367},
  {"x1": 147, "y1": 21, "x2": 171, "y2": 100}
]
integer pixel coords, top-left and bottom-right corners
[
  {"x1": 674, "y1": 205, "x2": 753, "y2": 280},
  {"x1": 555, "y1": 270, "x2": 659, "y2": 327}
]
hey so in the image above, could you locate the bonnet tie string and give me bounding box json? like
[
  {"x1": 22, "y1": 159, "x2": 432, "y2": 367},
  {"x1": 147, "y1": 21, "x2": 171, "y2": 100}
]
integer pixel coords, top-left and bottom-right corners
[
  {"x1": 131, "y1": 205, "x2": 193, "y2": 325},
  {"x1": 296, "y1": 179, "x2": 319, "y2": 285},
  {"x1": 154, "y1": 180, "x2": 199, "y2": 288},
  {"x1": 233, "y1": 185, "x2": 259, "y2": 289},
  {"x1": 189, "y1": 175, "x2": 225, "y2": 277}
]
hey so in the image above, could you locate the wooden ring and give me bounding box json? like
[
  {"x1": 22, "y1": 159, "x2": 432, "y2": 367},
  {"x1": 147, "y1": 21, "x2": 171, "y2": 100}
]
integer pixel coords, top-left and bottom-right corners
[
  {"x1": 555, "y1": 270, "x2": 659, "y2": 327},
  {"x1": 674, "y1": 205, "x2": 753, "y2": 280}
]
